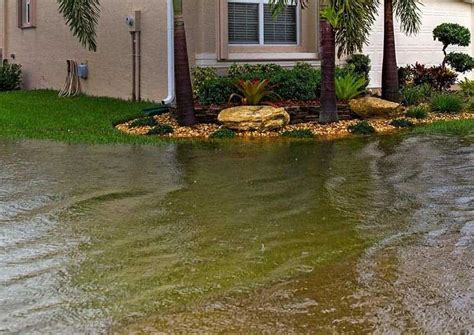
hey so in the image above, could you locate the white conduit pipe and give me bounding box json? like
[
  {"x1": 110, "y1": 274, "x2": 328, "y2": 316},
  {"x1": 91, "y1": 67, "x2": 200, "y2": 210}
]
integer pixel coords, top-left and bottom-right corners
[{"x1": 162, "y1": 0, "x2": 175, "y2": 105}]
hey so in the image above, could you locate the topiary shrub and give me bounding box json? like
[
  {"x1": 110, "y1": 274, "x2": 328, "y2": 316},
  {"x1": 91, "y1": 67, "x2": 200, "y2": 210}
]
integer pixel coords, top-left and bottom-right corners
[
  {"x1": 209, "y1": 128, "x2": 236, "y2": 139},
  {"x1": 147, "y1": 124, "x2": 174, "y2": 136},
  {"x1": 390, "y1": 118, "x2": 415, "y2": 128},
  {"x1": 281, "y1": 129, "x2": 314, "y2": 138},
  {"x1": 433, "y1": 23, "x2": 474, "y2": 74},
  {"x1": 445, "y1": 52, "x2": 474, "y2": 73},
  {"x1": 400, "y1": 83, "x2": 432, "y2": 106},
  {"x1": 431, "y1": 93, "x2": 464, "y2": 113},
  {"x1": 129, "y1": 117, "x2": 157, "y2": 128},
  {"x1": 348, "y1": 121, "x2": 376, "y2": 135},
  {"x1": 433, "y1": 23, "x2": 471, "y2": 51},
  {"x1": 406, "y1": 105, "x2": 429, "y2": 119},
  {"x1": 0, "y1": 61, "x2": 22, "y2": 91},
  {"x1": 347, "y1": 54, "x2": 371, "y2": 88}
]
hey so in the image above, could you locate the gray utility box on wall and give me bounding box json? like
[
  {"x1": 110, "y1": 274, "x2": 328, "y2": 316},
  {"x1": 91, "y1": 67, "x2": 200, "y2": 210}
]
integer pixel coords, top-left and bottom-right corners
[{"x1": 78, "y1": 63, "x2": 88, "y2": 79}]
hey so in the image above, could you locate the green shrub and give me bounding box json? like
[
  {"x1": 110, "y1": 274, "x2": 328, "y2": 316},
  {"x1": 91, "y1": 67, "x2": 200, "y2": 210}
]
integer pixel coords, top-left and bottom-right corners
[
  {"x1": 390, "y1": 118, "x2": 415, "y2": 128},
  {"x1": 445, "y1": 52, "x2": 474, "y2": 73},
  {"x1": 129, "y1": 117, "x2": 157, "y2": 128},
  {"x1": 147, "y1": 124, "x2": 174, "y2": 136},
  {"x1": 467, "y1": 98, "x2": 474, "y2": 111},
  {"x1": 459, "y1": 78, "x2": 474, "y2": 98},
  {"x1": 433, "y1": 23, "x2": 473, "y2": 75},
  {"x1": 227, "y1": 63, "x2": 284, "y2": 79},
  {"x1": 431, "y1": 93, "x2": 464, "y2": 113},
  {"x1": 347, "y1": 54, "x2": 371, "y2": 88},
  {"x1": 406, "y1": 105, "x2": 429, "y2": 119},
  {"x1": 196, "y1": 62, "x2": 322, "y2": 105},
  {"x1": 192, "y1": 67, "x2": 218, "y2": 98},
  {"x1": 400, "y1": 83, "x2": 432, "y2": 106},
  {"x1": 433, "y1": 23, "x2": 471, "y2": 50},
  {"x1": 281, "y1": 129, "x2": 314, "y2": 138},
  {"x1": 0, "y1": 61, "x2": 22, "y2": 91},
  {"x1": 196, "y1": 76, "x2": 236, "y2": 105},
  {"x1": 348, "y1": 121, "x2": 376, "y2": 135},
  {"x1": 335, "y1": 72, "x2": 366, "y2": 100},
  {"x1": 209, "y1": 128, "x2": 236, "y2": 139},
  {"x1": 398, "y1": 63, "x2": 457, "y2": 91},
  {"x1": 271, "y1": 64, "x2": 321, "y2": 101}
]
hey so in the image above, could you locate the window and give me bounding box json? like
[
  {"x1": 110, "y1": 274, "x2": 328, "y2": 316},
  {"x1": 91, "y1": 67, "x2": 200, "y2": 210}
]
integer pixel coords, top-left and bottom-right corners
[
  {"x1": 228, "y1": 0, "x2": 298, "y2": 45},
  {"x1": 18, "y1": 0, "x2": 35, "y2": 28}
]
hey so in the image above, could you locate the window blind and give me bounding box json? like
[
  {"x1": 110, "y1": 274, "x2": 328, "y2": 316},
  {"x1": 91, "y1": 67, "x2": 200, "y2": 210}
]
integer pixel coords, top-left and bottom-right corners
[
  {"x1": 228, "y1": 3, "x2": 260, "y2": 44},
  {"x1": 264, "y1": 4, "x2": 297, "y2": 44}
]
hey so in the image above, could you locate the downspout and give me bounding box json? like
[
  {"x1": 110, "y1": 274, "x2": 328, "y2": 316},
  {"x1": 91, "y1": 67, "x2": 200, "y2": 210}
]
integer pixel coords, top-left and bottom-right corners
[
  {"x1": 162, "y1": 0, "x2": 175, "y2": 105},
  {"x1": 2, "y1": 0, "x2": 8, "y2": 61}
]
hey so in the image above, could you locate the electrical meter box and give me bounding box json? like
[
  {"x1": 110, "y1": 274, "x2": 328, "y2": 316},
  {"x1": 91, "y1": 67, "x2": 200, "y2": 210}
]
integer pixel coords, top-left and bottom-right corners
[{"x1": 126, "y1": 10, "x2": 141, "y2": 32}]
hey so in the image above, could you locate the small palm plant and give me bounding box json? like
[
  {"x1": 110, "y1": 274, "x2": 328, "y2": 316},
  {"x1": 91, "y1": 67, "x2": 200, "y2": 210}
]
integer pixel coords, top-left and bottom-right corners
[
  {"x1": 230, "y1": 79, "x2": 277, "y2": 105},
  {"x1": 335, "y1": 72, "x2": 367, "y2": 100}
]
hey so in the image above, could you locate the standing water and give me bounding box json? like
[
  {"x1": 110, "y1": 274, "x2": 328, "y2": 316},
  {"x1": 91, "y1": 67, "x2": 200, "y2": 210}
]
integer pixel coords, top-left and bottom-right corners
[{"x1": 0, "y1": 135, "x2": 472, "y2": 333}]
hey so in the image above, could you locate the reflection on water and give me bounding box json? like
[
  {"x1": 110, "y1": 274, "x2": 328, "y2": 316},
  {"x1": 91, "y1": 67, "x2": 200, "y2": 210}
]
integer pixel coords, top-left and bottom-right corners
[{"x1": 0, "y1": 136, "x2": 472, "y2": 333}]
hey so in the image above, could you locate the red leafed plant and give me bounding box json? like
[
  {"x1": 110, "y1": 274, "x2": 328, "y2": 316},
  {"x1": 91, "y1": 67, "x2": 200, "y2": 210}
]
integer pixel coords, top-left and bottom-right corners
[{"x1": 229, "y1": 79, "x2": 278, "y2": 105}]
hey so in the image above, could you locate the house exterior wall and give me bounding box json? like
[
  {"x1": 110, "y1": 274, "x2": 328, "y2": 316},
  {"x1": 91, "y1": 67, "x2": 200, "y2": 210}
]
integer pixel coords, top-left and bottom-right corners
[
  {"x1": 2, "y1": 0, "x2": 170, "y2": 101},
  {"x1": 0, "y1": 0, "x2": 473, "y2": 100},
  {"x1": 364, "y1": 0, "x2": 474, "y2": 87}
]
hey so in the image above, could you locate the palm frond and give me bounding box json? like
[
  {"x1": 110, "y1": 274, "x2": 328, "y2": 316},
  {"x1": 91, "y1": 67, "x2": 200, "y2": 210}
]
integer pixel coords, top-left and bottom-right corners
[
  {"x1": 58, "y1": 0, "x2": 101, "y2": 52},
  {"x1": 394, "y1": 0, "x2": 422, "y2": 35},
  {"x1": 334, "y1": 0, "x2": 379, "y2": 57}
]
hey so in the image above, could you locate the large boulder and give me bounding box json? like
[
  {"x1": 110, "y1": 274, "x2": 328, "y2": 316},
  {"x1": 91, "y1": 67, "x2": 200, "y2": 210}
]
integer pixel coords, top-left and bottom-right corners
[
  {"x1": 349, "y1": 97, "x2": 402, "y2": 119},
  {"x1": 218, "y1": 106, "x2": 290, "y2": 131}
]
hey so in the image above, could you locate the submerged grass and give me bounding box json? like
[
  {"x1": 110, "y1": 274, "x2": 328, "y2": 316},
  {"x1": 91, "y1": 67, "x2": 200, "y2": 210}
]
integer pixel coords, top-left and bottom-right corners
[
  {"x1": 415, "y1": 119, "x2": 474, "y2": 136},
  {"x1": 0, "y1": 90, "x2": 166, "y2": 144}
]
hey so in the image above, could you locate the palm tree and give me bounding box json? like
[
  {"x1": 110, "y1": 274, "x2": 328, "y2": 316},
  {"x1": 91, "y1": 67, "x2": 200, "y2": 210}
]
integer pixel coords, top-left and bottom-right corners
[
  {"x1": 173, "y1": 0, "x2": 197, "y2": 126},
  {"x1": 382, "y1": 0, "x2": 421, "y2": 102},
  {"x1": 58, "y1": 0, "x2": 196, "y2": 126},
  {"x1": 270, "y1": 0, "x2": 377, "y2": 123}
]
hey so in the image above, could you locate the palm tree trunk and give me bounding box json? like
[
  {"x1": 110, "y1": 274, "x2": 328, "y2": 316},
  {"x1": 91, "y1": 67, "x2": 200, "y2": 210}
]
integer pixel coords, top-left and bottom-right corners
[
  {"x1": 381, "y1": 0, "x2": 400, "y2": 102},
  {"x1": 319, "y1": 18, "x2": 338, "y2": 124},
  {"x1": 174, "y1": 0, "x2": 196, "y2": 126}
]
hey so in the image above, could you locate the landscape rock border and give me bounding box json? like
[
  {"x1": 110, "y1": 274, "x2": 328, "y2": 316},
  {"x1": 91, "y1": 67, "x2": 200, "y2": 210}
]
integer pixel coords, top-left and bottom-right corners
[{"x1": 116, "y1": 111, "x2": 474, "y2": 139}]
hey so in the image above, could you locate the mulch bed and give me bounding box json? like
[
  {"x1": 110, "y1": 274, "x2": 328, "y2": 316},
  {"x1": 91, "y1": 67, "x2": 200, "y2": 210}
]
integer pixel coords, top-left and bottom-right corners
[{"x1": 116, "y1": 111, "x2": 474, "y2": 140}]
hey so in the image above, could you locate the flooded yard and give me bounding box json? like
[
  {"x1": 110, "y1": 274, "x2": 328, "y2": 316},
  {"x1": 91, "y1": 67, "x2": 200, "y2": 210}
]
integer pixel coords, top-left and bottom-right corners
[{"x1": 0, "y1": 135, "x2": 472, "y2": 333}]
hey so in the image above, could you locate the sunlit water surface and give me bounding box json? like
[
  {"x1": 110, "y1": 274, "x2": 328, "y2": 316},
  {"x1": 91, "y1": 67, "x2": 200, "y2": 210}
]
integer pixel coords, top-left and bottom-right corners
[{"x1": 0, "y1": 136, "x2": 472, "y2": 334}]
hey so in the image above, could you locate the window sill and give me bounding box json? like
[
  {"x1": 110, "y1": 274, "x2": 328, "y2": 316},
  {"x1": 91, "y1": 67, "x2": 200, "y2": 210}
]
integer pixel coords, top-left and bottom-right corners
[
  {"x1": 227, "y1": 52, "x2": 319, "y2": 61},
  {"x1": 19, "y1": 25, "x2": 36, "y2": 29},
  {"x1": 195, "y1": 53, "x2": 321, "y2": 68}
]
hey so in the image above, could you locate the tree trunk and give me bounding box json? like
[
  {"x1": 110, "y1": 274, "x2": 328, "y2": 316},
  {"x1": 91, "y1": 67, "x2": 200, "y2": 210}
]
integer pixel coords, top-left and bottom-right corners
[
  {"x1": 381, "y1": 0, "x2": 400, "y2": 102},
  {"x1": 174, "y1": 0, "x2": 196, "y2": 126},
  {"x1": 319, "y1": 18, "x2": 338, "y2": 124}
]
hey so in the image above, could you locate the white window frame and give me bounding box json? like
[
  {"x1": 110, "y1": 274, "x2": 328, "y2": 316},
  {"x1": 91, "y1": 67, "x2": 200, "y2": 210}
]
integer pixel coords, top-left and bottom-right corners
[
  {"x1": 18, "y1": 0, "x2": 35, "y2": 29},
  {"x1": 228, "y1": 0, "x2": 301, "y2": 47}
]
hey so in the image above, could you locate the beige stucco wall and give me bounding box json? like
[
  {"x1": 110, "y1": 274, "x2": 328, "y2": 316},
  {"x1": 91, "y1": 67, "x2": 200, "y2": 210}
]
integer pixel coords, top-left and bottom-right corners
[
  {"x1": 2, "y1": 0, "x2": 472, "y2": 98},
  {"x1": 2, "y1": 0, "x2": 319, "y2": 100},
  {"x1": 0, "y1": 0, "x2": 4, "y2": 54},
  {"x1": 3, "y1": 0, "x2": 169, "y2": 101}
]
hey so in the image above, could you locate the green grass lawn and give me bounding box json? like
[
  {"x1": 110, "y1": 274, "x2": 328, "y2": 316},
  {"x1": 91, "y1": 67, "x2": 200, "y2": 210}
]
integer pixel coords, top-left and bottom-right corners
[
  {"x1": 0, "y1": 90, "x2": 167, "y2": 144},
  {"x1": 1, "y1": 90, "x2": 473, "y2": 145},
  {"x1": 415, "y1": 119, "x2": 474, "y2": 136}
]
